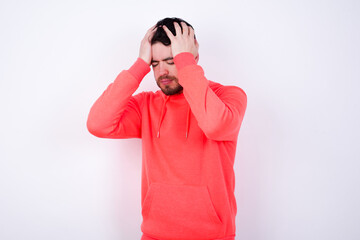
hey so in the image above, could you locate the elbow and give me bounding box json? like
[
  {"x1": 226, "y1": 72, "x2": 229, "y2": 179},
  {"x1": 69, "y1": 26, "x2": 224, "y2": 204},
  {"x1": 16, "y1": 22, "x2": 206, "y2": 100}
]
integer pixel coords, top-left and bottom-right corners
[
  {"x1": 201, "y1": 120, "x2": 240, "y2": 141},
  {"x1": 202, "y1": 128, "x2": 223, "y2": 140},
  {"x1": 86, "y1": 117, "x2": 105, "y2": 138}
]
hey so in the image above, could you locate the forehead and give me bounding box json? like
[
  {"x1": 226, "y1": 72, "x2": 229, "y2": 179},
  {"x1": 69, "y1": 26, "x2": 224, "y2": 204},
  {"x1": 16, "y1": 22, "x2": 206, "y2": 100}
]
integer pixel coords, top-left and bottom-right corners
[{"x1": 151, "y1": 42, "x2": 172, "y2": 60}]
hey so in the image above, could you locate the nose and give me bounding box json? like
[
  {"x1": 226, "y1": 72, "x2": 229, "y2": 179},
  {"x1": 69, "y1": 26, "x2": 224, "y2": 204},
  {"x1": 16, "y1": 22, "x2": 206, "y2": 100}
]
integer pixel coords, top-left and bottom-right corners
[{"x1": 159, "y1": 62, "x2": 169, "y2": 76}]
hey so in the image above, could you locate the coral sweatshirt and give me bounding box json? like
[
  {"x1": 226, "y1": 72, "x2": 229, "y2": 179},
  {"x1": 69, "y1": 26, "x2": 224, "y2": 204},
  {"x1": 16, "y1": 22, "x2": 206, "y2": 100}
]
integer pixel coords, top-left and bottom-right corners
[{"x1": 87, "y1": 52, "x2": 247, "y2": 240}]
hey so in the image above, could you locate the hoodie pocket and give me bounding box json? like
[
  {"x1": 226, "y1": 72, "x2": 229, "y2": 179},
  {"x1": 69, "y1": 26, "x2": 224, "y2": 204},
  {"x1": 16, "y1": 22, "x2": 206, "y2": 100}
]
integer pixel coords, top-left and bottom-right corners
[{"x1": 141, "y1": 183, "x2": 223, "y2": 240}]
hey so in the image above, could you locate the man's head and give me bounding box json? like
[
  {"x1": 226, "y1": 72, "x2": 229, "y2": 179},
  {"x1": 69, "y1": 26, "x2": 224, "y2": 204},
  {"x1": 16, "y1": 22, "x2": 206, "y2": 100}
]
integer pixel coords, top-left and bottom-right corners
[
  {"x1": 150, "y1": 17, "x2": 198, "y2": 96},
  {"x1": 151, "y1": 17, "x2": 195, "y2": 46}
]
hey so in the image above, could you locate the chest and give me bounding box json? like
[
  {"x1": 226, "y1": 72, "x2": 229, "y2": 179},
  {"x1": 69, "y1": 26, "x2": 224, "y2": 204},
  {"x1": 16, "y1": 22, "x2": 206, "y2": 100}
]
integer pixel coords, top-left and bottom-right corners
[{"x1": 142, "y1": 98, "x2": 205, "y2": 144}]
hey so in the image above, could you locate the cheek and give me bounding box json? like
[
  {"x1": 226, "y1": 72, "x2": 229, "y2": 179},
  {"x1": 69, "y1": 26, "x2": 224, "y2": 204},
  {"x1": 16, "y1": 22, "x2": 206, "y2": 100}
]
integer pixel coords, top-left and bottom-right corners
[
  {"x1": 153, "y1": 68, "x2": 160, "y2": 79},
  {"x1": 169, "y1": 65, "x2": 178, "y2": 76}
]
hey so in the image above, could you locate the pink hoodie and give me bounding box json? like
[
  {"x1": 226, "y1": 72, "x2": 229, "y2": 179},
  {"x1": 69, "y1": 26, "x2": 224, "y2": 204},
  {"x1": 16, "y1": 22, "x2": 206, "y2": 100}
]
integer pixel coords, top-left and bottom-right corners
[{"x1": 87, "y1": 52, "x2": 247, "y2": 240}]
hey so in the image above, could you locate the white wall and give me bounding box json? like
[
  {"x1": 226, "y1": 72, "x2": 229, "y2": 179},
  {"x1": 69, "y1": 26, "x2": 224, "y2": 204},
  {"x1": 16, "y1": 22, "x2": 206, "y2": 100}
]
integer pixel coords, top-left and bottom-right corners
[{"x1": 1, "y1": 0, "x2": 359, "y2": 239}]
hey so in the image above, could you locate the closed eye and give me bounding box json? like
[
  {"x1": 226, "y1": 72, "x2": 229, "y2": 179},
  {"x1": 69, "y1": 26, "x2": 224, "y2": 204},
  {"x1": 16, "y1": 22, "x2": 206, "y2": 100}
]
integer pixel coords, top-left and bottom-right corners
[{"x1": 151, "y1": 61, "x2": 174, "y2": 67}]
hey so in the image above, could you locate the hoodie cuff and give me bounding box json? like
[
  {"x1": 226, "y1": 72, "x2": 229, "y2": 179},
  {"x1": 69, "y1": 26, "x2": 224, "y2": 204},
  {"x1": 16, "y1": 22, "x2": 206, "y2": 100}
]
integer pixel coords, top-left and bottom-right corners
[
  {"x1": 128, "y1": 58, "x2": 151, "y2": 84},
  {"x1": 174, "y1": 52, "x2": 197, "y2": 71}
]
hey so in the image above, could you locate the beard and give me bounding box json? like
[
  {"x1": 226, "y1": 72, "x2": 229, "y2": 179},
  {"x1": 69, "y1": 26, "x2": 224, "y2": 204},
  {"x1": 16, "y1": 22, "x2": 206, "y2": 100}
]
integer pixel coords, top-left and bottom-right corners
[{"x1": 156, "y1": 75, "x2": 183, "y2": 95}]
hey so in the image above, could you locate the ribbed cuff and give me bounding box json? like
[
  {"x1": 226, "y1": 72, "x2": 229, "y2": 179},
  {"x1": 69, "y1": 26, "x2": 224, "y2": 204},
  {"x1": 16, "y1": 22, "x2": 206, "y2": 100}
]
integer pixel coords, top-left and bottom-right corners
[
  {"x1": 174, "y1": 52, "x2": 197, "y2": 71},
  {"x1": 128, "y1": 58, "x2": 151, "y2": 84}
]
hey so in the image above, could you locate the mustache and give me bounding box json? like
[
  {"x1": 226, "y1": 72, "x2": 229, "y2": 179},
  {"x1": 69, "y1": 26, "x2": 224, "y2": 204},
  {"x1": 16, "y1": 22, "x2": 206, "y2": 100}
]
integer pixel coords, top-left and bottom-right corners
[{"x1": 158, "y1": 75, "x2": 177, "y2": 81}]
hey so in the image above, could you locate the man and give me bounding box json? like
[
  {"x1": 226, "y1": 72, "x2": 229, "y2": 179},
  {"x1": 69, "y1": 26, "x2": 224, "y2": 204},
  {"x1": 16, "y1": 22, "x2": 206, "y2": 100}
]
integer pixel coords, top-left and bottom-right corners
[{"x1": 87, "y1": 17, "x2": 247, "y2": 240}]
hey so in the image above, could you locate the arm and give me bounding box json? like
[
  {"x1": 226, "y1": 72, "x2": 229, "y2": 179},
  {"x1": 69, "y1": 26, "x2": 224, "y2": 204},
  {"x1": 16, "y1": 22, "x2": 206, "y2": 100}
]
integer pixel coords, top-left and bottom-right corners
[
  {"x1": 163, "y1": 22, "x2": 247, "y2": 141},
  {"x1": 174, "y1": 52, "x2": 247, "y2": 141},
  {"x1": 87, "y1": 25, "x2": 156, "y2": 138},
  {"x1": 86, "y1": 58, "x2": 150, "y2": 138}
]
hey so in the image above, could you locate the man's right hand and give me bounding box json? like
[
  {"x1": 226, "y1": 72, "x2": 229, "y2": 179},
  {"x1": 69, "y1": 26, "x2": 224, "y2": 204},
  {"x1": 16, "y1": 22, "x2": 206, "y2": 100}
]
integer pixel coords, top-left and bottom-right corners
[{"x1": 139, "y1": 25, "x2": 157, "y2": 65}]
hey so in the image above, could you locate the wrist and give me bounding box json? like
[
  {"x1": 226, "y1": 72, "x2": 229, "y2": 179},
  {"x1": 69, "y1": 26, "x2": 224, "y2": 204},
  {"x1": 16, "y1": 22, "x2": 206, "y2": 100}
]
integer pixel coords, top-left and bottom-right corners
[
  {"x1": 173, "y1": 52, "x2": 197, "y2": 71},
  {"x1": 128, "y1": 58, "x2": 151, "y2": 83},
  {"x1": 138, "y1": 56, "x2": 150, "y2": 66}
]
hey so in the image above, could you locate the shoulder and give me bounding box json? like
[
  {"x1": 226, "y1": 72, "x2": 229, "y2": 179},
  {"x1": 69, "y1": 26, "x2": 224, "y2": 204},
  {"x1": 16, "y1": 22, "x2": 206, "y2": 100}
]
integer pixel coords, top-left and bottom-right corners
[{"x1": 209, "y1": 80, "x2": 247, "y2": 100}]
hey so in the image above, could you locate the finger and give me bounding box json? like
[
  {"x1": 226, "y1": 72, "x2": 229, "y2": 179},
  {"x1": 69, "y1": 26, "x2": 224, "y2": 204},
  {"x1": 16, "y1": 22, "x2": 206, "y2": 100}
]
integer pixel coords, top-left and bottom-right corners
[
  {"x1": 145, "y1": 25, "x2": 156, "y2": 37},
  {"x1": 173, "y1": 22, "x2": 182, "y2": 36},
  {"x1": 146, "y1": 24, "x2": 156, "y2": 34},
  {"x1": 146, "y1": 25, "x2": 157, "y2": 41},
  {"x1": 181, "y1": 22, "x2": 189, "y2": 36},
  {"x1": 189, "y1": 26, "x2": 195, "y2": 39},
  {"x1": 149, "y1": 24, "x2": 156, "y2": 30},
  {"x1": 162, "y1": 25, "x2": 174, "y2": 40},
  {"x1": 195, "y1": 38, "x2": 199, "y2": 49}
]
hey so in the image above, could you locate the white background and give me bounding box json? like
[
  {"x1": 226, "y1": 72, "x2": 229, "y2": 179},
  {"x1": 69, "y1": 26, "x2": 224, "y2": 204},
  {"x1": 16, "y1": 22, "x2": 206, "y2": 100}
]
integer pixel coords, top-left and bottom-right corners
[{"x1": 1, "y1": 0, "x2": 359, "y2": 239}]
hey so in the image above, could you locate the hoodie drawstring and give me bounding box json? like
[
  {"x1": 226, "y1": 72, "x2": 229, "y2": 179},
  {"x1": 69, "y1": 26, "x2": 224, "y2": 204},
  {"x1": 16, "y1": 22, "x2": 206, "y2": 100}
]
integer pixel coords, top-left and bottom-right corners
[
  {"x1": 157, "y1": 96, "x2": 169, "y2": 138},
  {"x1": 156, "y1": 95, "x2": 191, "y2": 139},
  {"x1": 186, "y1": 106, "x2": 190, "y2": 138}
]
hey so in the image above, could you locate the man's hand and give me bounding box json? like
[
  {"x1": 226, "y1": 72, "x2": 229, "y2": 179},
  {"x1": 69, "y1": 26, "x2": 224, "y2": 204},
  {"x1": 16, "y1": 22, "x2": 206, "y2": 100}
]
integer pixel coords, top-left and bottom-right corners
[
  {"x1": 139, "y1": 25, "x2": 157, "y2": 65},
  {"x1": 162, "y1": 22, "x2": 199, "y2": 59}
]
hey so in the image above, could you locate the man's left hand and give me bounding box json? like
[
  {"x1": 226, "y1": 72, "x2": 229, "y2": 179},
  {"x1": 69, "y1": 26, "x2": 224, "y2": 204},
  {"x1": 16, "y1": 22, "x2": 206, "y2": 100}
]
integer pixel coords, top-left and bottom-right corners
[{"x1": 162, "y1": 22, "x2": 199, "y2": 59}]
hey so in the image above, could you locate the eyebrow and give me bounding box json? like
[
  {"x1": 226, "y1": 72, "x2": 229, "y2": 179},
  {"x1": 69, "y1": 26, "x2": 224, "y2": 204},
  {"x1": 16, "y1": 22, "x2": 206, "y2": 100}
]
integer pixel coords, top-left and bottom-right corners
[{"x1": 151, "y1": 57, "x2": 174, "y2": 63}]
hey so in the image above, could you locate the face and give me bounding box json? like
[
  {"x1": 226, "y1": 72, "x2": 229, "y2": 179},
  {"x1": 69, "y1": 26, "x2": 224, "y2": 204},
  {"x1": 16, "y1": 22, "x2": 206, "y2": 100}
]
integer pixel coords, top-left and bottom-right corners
[{"x1": 151, "y1": 42, "x2": 183, "y2": 95}]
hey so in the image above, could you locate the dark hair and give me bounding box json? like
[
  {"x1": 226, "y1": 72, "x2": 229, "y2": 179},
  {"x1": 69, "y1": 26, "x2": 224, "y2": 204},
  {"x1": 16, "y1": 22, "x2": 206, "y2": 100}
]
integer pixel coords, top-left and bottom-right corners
[{"x1": 151, "y1": 17, "x2": 195, "y2": 46}]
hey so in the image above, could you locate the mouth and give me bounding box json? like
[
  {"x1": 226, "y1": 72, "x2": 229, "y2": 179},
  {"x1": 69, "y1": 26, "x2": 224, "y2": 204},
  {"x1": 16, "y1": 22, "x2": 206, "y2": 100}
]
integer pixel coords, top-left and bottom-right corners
[{"x1": 160, "y1": 78, "x2": 173, "y2": 85}]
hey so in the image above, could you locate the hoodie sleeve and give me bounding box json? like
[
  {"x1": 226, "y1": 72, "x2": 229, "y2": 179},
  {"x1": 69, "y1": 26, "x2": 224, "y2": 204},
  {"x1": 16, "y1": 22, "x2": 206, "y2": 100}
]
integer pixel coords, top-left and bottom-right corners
[
  {"x1": 86, "y1": 58, "x2": 150, "y2": 139},
  {"x1": 174, "y1": 52, "x2": 247, "y2": 141}
]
